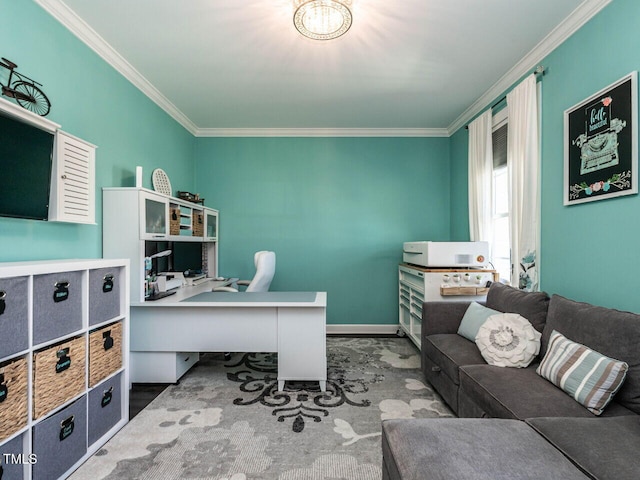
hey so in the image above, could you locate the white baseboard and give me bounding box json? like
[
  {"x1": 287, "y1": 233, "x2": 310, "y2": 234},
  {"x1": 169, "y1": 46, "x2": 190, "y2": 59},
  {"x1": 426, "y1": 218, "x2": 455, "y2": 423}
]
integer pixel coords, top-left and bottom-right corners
[{"x1": 326, "y1": 324, "x2": 401, "y2": 335}]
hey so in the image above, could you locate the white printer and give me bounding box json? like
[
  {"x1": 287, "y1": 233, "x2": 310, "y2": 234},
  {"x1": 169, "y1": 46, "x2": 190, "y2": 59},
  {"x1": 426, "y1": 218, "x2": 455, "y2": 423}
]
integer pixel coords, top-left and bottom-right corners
[{"x1": 402, "y1": 241, "x2": 489, "y2": 268}]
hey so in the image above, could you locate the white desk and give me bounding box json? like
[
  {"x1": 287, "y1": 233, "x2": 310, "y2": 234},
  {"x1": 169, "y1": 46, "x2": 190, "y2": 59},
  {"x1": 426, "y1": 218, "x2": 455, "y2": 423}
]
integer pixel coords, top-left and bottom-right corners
[{"x1": 130, "y1": 287, "x2": 327, "y2": 391}]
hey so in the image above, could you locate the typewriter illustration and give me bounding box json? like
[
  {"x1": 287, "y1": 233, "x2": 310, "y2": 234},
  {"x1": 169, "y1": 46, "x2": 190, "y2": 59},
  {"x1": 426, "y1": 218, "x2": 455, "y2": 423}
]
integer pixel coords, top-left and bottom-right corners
[{"x1": 573, "y1": 96, "x2": 626, "y2": 175}]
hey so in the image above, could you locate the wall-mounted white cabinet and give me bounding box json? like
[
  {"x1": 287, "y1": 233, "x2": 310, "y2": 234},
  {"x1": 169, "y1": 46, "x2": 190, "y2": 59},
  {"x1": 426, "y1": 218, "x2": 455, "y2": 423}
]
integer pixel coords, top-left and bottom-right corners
[
  {"x1": 48, "y1": 131, "x2": 96, "y2": 224},
  {"x1": 0, "y1": 258, "x2": 129, "y2": 480},
  {"x1": 0, "y1": 96, "x2": 96, "y2": 225}
]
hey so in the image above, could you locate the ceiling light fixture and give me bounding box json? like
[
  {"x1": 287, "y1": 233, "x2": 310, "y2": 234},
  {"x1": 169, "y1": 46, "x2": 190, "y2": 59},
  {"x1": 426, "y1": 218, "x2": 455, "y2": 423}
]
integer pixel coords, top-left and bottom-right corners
[{"x1": 294, "y1": 0, "x2": 352, "y2": 41}]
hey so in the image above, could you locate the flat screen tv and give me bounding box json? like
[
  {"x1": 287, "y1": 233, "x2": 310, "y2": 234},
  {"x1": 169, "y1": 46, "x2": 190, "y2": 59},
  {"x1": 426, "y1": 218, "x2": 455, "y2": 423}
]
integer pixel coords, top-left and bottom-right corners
[{"x1": 0, "y1": 111, "x2": 55, "y2": 220}]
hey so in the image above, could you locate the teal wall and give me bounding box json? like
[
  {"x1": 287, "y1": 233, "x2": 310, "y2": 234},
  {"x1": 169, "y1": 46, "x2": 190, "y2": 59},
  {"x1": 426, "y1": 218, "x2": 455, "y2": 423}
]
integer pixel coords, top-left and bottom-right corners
[
  {"x1": 449, "y1": 0, "x2": 640, "y2": 313},
  {"x1": 194, "y1": 137, "x2": 450, "y2": 324},
  {"x1": 4, "y1": 0, "x2": 638, "y2": 322},
  {"x1": 449, "y1": 127, "x2": 470, "y2": 241},
  {"x1": 538, "y1": 0, "x2": 640, "y2": 312},
  {"x1": 0, "y1": 0, "x2": 195, "y2": 262}
]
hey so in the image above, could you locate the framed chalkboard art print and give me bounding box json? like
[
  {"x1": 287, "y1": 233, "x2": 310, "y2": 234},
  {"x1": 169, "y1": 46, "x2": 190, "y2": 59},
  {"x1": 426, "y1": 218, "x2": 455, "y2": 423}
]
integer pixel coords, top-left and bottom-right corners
[{"x1": 564, "y1": 71, "x2": 638, "y2": 205}]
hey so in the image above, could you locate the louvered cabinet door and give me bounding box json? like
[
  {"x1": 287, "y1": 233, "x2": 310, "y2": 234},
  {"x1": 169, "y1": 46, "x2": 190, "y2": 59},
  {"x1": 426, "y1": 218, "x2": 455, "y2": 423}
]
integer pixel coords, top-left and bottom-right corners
[{"x1": 49, "y1": 131, "x2": 96, "y2": 224}]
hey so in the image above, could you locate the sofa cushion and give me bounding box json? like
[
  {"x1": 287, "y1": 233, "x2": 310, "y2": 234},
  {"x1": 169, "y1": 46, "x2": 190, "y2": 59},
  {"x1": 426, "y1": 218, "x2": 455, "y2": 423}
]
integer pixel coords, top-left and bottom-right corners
[
  {"x1": 486, "y1": 282, "x2": 550, "y2": 332},
  {"x1": 381, "y1": 418, "x2": 590, "y2": 480},
  {"x1": 475, "y1": 313, "x2": 541, "y2": 368},
  {"x1": 537, "y1": 330, "x2": 628, "y2": 415},
  {"x1": 422, "y1": 334, "x2": 485, "y2": 385},
  {"x1": 459, "y1": 363, "x2": 635, "y2": 420},
  {"x1": 526, "y1": 415, "x2": 640, "y2": 480},
  {"x1": 422, "y1": 301, "x2": 474, "y2": 336},
  {"x1": 542, "y1": 295, "x2": 640, "y2": 415},
  {"x1": 457, "y1": 302, "x2": 501, "y2": 341}
]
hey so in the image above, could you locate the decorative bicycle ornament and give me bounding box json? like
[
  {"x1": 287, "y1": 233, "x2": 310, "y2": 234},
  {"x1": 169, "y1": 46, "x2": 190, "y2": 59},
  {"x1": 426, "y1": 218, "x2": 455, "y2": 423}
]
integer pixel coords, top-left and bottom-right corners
[
  {"x1": 0, "y1": 57, "x2": 51, "y2": 116},
  {"x1": 152, "y1": 168, "x2": 172, "y2": 196}
]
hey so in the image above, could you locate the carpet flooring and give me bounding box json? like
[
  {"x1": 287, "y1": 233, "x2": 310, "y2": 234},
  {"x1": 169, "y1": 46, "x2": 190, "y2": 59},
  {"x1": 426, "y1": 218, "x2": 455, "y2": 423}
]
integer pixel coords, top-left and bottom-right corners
[{"x1": 70, "y1": 337, "x2": 453, "y2": 480}]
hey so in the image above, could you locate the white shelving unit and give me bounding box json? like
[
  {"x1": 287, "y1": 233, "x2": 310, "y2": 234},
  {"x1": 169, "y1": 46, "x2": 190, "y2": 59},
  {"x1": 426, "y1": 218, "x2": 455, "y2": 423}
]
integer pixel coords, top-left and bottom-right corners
[
  {"x1": 0, "y1": 258, "x2": 129, "y2": 480},
  {"x1": 399, "y1": 264, "x2": 498, "y2": 349},
  {"x1": 102, "y1": 187, "x2": 219, "y2": 303}
]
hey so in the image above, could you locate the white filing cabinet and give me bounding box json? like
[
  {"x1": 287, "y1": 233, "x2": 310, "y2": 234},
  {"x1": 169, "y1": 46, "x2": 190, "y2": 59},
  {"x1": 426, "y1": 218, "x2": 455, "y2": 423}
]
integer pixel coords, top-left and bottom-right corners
[{"x1": 399, "y1": 264, "x2": 498, "y2": 349}]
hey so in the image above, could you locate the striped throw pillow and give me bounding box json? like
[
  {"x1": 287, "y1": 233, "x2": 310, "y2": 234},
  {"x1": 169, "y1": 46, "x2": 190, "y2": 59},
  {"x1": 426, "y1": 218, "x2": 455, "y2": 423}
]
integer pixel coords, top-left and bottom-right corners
[{"x1": 537, "y1": 330, "x2": 628, "y2": 415}]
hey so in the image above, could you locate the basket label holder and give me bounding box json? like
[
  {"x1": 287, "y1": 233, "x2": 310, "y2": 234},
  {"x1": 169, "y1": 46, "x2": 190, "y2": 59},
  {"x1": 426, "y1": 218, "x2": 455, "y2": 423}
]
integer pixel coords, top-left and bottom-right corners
[
  {"x1": 102, "y1": 274, "x2": 114, "y2": 293},
  {"x1": 101, "y1": 387, "x2": 113, "y2": 408},
  {"x1": 55, "y1": 348, "x2": 71, "y2": 373},
  {"x1": 0, "y1": 373, "x2": 7, "y2": 403},
  {"x1": 53, "y1": 281, "x2": 70, "y2": 303},
  {"x1": 59, "y1": 415, "x2": 75, "y2": 441},
  {"x1": 103, "y1": 330, "x2": 114, "y2": 351}
]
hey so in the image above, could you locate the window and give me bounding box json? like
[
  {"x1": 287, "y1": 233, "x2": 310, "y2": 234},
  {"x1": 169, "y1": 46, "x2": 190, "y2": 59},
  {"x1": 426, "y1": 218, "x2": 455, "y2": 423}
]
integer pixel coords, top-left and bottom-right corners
[{"x1": 491, "y1": 115, "x2": 510, "y2": 281}]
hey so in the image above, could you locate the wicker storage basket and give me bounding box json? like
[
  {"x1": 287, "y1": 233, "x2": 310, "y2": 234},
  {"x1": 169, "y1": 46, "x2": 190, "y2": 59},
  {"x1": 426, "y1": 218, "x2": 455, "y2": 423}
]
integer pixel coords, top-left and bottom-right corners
[
  {"x1": 89, "y1": 321, "x2": 123, "y2": 387},
  {"x1": 170, "y1": 206, "x2": 180, "y2": 235},
  {"x1": 192, "y1": 210, "x2": 204, "y2": 237},
  {"x1": 0, "y1": 356, "x2": 28, "y2": 441},
  {"x1": 33, "y1": 335, "x2": 86, "y2": 419}
]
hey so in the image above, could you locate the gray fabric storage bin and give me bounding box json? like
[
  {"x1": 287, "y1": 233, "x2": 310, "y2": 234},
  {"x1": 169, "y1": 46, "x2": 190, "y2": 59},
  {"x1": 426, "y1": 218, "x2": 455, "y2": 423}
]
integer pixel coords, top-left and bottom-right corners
[
  {"x1": 88, "y1": 372, "x2": 122, "y2": 446},
  {"x1": 32, "y1": 395, "x2": 87, "y2": 480},
  {"x1": 89, "y1": 267, "x2": 122, "y2": 326},
  {"x1": 0, "y1": 276, "x2": 29, "y2": 359},
  {"x1": 33, "y1": 271, "x2": 83, "y2": 346},
  {"x1": 0, "y1": 433, "x2": 25, "y2": 480}
]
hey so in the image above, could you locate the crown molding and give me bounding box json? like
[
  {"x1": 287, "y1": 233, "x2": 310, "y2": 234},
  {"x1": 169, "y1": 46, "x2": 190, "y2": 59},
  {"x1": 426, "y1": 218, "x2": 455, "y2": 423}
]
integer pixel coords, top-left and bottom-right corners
[
  {"x1": 33, "y1": 0, "x2": 199, "y2": 135},
  {"x1": 194, "y1": 127, "x2": 449, "y2": 138},
  {"x1": 36, "y1": 0, "x2": 611, "y2": 139},
  {"x1": 446, "y1": 0, "x2": 613, "y2": 135},
  {"x1": 35, "y1": 1, "x2": 444, "y2": 139}
]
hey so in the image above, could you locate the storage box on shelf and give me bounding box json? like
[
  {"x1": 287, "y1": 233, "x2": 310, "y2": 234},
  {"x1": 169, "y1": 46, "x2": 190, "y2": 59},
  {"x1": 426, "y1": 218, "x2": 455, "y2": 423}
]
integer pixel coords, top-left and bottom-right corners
[
  {"x1": 32, "y1": 270, "x2": 83, "y2": 346},
  {"x1": 0, "y1": 356, "x2": 28, "y2": 442},
  {"x1": 32, "y1": 395, "x2": 87, "y2": 480},
  {"x1": 1, "y1": 433, "x2": 25, "y2": 479},
  {"x1": 0, "y1": 258, "x2": 129, "y2": 480},
  {"x1": 88, "y1": 371, "x2": 123, "y2": 447},
  {"x1": 33, "y1": 335, "x2": 86, "y2": 420},
  {"x1": 0, "y1": 275, "x2": 29, "y2": 359},
  {"x1": 88, "y1": 321, "x2": 123, "y2": 387}
]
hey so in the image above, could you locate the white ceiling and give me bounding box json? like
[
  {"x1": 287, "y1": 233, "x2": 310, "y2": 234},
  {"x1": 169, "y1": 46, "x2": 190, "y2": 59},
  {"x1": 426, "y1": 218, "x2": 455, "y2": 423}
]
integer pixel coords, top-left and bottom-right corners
[{"x1": 38, "y1": 0, "x2": 609, "y2": 136}]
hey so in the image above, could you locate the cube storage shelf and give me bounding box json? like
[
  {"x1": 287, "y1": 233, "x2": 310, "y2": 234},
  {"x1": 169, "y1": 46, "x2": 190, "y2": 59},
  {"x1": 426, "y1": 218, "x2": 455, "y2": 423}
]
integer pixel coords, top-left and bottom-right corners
[{"x1": 0, "y1": 259, "x2": 129, "y2": 480}]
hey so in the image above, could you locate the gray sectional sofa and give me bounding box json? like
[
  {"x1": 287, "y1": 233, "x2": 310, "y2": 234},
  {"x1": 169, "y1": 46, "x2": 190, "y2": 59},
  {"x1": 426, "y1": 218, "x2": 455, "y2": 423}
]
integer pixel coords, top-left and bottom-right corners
[{"x1": 382, "y1": 282, "x2": 640, "y2": 480}]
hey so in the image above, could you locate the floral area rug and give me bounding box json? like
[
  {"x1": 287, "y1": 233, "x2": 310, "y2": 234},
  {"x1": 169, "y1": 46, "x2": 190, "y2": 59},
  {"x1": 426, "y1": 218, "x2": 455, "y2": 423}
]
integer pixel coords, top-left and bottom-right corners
[{"x1": 70, "y1": 337, "x2": 453, "y2": 480}]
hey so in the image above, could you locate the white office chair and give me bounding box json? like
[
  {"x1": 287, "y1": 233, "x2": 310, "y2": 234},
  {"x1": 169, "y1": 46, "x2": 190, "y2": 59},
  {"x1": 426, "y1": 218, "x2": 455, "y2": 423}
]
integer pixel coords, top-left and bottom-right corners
[{"x1": 214, "y1": 251, "x2": 276, "y2": 292}]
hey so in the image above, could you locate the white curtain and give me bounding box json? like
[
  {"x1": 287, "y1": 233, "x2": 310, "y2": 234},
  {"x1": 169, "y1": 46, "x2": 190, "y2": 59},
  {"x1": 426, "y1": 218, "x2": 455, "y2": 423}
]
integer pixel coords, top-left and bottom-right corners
[
  {"x1": 468, "y1": 110, "x2": 493, "y2": 245},
  {"x1": 507, "y1": 74, "x2": 540, "y2": 291}
]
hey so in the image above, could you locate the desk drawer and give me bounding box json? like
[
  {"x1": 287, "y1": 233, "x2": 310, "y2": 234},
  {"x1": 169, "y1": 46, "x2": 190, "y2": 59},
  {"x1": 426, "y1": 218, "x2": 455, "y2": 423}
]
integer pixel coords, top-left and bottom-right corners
[
  {"x1": 176, "y1": 352, "x2": 198, "y2": 379},
  {"x1": 130, "y1": 351, "x2": 199, "y2": 383}
]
